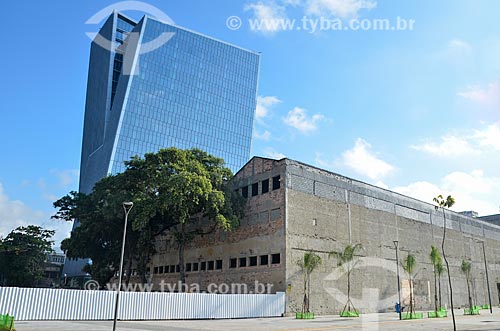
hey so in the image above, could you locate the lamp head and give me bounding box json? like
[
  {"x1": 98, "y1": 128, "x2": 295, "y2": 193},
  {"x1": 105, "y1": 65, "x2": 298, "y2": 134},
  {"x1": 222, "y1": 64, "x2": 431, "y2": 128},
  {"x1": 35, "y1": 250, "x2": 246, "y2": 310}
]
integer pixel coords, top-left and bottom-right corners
[{"x1": 123, "y1": 201, "x2": 134, "y2": 211}]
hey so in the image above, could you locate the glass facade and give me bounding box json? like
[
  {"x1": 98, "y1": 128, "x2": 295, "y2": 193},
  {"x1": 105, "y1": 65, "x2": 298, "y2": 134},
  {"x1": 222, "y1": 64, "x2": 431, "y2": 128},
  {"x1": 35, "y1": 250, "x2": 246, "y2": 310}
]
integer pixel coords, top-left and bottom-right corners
[
  {"x1": 65, "y1": 13, "x2": 259, "y2": 277},
  {"x1": 109, "y1": 18, "x2": 259, "y2": 174}
]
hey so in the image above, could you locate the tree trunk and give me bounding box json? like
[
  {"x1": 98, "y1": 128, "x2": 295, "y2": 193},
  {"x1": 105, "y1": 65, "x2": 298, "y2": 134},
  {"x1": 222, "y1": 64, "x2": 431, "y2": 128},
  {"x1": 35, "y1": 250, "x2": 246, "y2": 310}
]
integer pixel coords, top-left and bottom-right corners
[
  {"x1": 307, "y1": 274, "x2": 311, "y2": 312},
  {"x1": 466, "y1": 278, "x2": 472, "y2": 311},
  {"x1": 433, "y1": 268, "x2": 438, "y2": 313},
  {"x1": 178, "y1": 223, "x2": 186, "y2": 291},
  {"x1": 438, "y1": 274, "x2": 442, "y2": 309},
  {"x1": 303, "y1": 273, "x2": 308, "y2": 313},
  {"x1": 441, "y1": 209, "x2": 456, "y2": 330},
  {"x1": 125, "y1": 252, "x2": 133, "y2": 288},
  {"x1": 347, "y1": 269, "x2": 351, "y2": 311},
  {"x1": 409, "y1": 278, "x2": 414, "y2": 314}
]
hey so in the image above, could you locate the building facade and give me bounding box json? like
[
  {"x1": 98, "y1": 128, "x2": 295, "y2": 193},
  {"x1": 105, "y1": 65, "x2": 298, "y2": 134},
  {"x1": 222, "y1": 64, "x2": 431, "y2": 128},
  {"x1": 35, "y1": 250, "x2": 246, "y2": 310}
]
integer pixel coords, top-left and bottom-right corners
[
  {"x1": 148, "y1": 157, "x2": 500, "y2": 315},
  {"x1": 65, "y1": 12, "x2": 260, "y2": 277}
]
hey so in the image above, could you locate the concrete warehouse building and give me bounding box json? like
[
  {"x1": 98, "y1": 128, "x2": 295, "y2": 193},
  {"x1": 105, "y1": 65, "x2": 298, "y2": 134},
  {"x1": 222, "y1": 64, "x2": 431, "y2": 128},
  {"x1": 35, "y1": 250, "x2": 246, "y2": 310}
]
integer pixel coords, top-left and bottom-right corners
[{"x1": 148, "y1": 157, "x2": 500, "y2": 314}]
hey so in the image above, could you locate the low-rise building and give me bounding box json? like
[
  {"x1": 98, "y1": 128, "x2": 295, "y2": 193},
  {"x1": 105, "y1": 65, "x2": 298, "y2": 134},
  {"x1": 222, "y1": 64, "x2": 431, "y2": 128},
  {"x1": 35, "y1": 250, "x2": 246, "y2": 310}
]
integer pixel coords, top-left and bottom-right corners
[{"x1": 148, "y1": 157, "x2": 500, "y2": 314}]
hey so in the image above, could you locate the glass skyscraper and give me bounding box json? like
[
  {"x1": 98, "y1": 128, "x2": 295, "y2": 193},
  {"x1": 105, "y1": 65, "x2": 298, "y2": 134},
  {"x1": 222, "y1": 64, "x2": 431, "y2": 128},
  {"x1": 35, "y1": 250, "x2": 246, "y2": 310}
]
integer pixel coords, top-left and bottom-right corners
[{"x1": 64, "y1": 12, "x2": 260, "y2": 277}]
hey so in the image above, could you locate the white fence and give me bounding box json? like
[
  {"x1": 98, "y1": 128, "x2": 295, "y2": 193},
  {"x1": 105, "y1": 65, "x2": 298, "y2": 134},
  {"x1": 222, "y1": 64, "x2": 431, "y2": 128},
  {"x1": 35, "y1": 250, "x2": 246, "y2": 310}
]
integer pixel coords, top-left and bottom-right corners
[{"x1": 0, "y1": 287, "x2": 286, "y2": 321}]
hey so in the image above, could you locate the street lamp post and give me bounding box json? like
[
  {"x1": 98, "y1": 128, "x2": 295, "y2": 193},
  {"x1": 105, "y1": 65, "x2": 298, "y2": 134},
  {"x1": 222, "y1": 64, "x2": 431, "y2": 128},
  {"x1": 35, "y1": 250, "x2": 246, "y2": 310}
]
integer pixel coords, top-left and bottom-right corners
[
  {"x1": 476, "y1": 240, "x2": 492, "y2": 314},
  {"x1": 112, "y1": 201, "x2": 134, "y2": 331},
  {"x1": 393, "y1": 240, "x2": 402, "y2": 320}
]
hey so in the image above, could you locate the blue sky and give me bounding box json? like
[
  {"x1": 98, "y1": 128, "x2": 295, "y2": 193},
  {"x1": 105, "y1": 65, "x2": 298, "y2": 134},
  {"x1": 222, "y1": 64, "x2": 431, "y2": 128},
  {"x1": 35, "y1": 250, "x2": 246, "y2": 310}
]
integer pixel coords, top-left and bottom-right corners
[{"x1": 1, "y1": 0, "x2": 499, "y2": 248}]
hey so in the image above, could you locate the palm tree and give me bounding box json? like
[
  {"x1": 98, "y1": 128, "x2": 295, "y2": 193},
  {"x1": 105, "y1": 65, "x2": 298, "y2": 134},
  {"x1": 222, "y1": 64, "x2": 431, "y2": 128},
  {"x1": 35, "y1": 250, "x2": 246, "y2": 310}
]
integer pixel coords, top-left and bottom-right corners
[
  {"x1": 329, "y1": 243, "x2": 363, "y2": 314},
  {"x1": 461, "y1": 260, "x2": 473, "y2": 312},
  {"x1": 297, "y1": 251, "x2": 322, "y2": 314},
  {"x1": 430, "y1": 245, "x2": 442, "y2": 314},
  {"x1": 434, "y1": 194, "x2": 456, "y2": 331},
  {"x1": 436, "y1": 259, "x2": 445, "y2": 309},
  {"x1": 402, "y1": 254, "x2": 417, "y2": 315}
]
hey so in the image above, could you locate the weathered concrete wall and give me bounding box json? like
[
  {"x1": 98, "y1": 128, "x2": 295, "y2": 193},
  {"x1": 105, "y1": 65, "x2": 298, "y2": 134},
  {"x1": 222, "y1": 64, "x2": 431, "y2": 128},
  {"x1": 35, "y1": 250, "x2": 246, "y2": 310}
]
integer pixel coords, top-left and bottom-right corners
[
  {"x1": 285, "y1": 160, "x2": 500, "y2": 314},
  {"x1": 143, "y1": 156, "x2": 500, "y2": 316}
]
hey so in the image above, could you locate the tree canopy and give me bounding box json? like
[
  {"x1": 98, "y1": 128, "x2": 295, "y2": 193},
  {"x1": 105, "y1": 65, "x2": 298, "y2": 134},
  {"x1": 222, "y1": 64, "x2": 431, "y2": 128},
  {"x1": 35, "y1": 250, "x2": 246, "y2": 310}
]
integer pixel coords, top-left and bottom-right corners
[
  {"x1": 0, "y1": 225, "x2": 55, "y2": 287},
  {"x1": 53, "y1": 148, "x2": 245, "y2": 285}
]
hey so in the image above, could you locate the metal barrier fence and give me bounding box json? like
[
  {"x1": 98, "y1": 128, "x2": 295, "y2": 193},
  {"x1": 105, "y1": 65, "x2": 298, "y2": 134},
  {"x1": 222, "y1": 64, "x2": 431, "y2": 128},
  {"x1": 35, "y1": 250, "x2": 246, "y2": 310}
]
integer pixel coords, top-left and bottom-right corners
[{"x1": 0, "y1": 287, "x2": 285, "y2": 321}]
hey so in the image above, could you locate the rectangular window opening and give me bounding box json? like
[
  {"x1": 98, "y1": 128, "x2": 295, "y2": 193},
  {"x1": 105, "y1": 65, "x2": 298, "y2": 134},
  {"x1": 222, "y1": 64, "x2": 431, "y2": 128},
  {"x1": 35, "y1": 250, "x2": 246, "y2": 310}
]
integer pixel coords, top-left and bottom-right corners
[
  {"x1": 260, "y1": 255, "x2": 269, "y2": 266},
  {"x1": 272, "y1": 176, "x2": 281, "y2": 190},
  {"x1": 249, "y1": 256, "x2": 257, "y2": 266},
  {"x1": 261, "y1": 179, "x2": 269, "y2": 194},
  {"x1": 251, "y1": 183, "x2": 258, "y2": 196}
]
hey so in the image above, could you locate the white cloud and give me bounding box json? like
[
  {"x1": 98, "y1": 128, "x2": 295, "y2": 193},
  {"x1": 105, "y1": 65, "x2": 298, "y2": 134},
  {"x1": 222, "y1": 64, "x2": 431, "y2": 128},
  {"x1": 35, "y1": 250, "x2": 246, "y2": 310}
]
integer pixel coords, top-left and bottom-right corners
[
  {"x1": 0, "y1": 182, "x2": 44, "y2": 238},
  {"x1": 283, "y1": 107, "x2": 324, "y2": 133},
  {"x1": 50, "y1": 169, "x2": 79, "y2": 187},
  {"x1": 341, "y1": 138, "x2": 394, "y2": 180},
  {"x1": 0, "y1": 182, "x2": 72, "y2": 249},
  {"x1": 254, "y1": 129, "x2": 271, "y2": 140},
  {"x1": 306, "y1": 0, "x2": 376, "y2": 18},
  {"x1": 458, "y1": 81, "x2": 500, "y2": 107},
  {"x1": 393, "y1": 170, "x2": 500, "y2": 216},
  {"x1": 412, "y1": 123, "x2": 500, "y2": 157},
  {"x1": 263, "y1": 147, "x2": 286, "y2": 159},
  {"x1": 411, "y1": 135, "x2": 476, "y2": 157},
  {"x1": 448, "y1": 39, "x2": 472, "y2": 52},
  {"x1": 245, "y1": 1, "x2": 288, "y2": 34},
  {"x1": 256, "y1": 95, "x2": 281, "y2": 120},
  {"x1": 474, "y1": 123, "x2": 500, "y2": 150}
]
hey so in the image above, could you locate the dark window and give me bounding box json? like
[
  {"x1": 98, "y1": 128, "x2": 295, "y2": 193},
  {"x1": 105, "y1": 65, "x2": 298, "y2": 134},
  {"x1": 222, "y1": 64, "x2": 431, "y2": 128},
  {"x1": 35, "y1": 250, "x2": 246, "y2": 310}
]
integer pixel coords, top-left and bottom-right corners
[
  {"x1": 239, "y1": 257, "x2": 247, "y2": 267},
  {"x1": 154, "y1": 266, "x2": 159, "y2": 274},
  {"x1": 169, "y1": 265, "x2": 175, "y2": 273},
  {"x1": 201, "y1": 261, "x2": 206, "y2": 271},
  {"x1": 261, "y1": 179, "x2": 269, "y2": 194},
  {"x1": 260, "y1": 255, "x2": 269, "y2": 265},
  {"x1": 176, "y1": 265, "x2": 180, "y2": 272},
  {"x1": 229, "y1": 258, "x2": 237, "y2": 269},
  {"x1": 192, "y1": 262, "x2": 199, "y2": 271},
  {"x1": 272, "y1": 176, "x2": 281, "y2": 190},
  {"x1": 159, "y1": 266, "x2": 164, "y2": 274},
  {"x1": 252, "y1": 183, "x2": 258, "y2": 196},
  {"x1": 186, "y1": 263, "x2": 192, "y2": 272},
  {"x1": 216, "y1": 259, "x2": 223, "y2": 270},
  {"x1": 249, "y1": 256, "x2": 257, "y2": 266},
  {"x1": 242, "y1": 186, "x2": 248, "y2": 198},
  {"x1": 271, "y1": 253, "x2": 281, "y2": 264},
  {"x1": 208, "y1": 261, "x2": 214, "y2": 270}
]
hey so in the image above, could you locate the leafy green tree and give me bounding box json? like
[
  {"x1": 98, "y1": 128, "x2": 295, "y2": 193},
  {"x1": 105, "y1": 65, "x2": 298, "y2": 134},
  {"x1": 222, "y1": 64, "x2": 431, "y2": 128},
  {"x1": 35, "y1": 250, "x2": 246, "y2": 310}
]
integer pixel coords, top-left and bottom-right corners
[
  {"x1": 402, "y1": 254, "x2": 417, "y2": 315},
  {"x1": 0, "y1": 225, "x2": 54, "y2": 287},
  {"x1": 297, "y1": 251, "x2": 322, "y2": 314},
  {"x1": 433, "y1": 194, "x2": 456, "y2": 330},
  {"x1": 461, "y1": 260, "x2": 473, "y2": 311},
  {"x1": 54, "y1": 148, "x2": 244, "y2": 287},
  {"x1": 56, "y1": 173, "x2": 150, "y2": 286},
  {"x1": 329, "y1": 243, "x2": 362, "y2": 314},
  {"x1": 430, "y1": 245, "x2": 442, "y2": 313},
  {"x1": 436, "y1": 258, "x2": 445, "y2": 308}
]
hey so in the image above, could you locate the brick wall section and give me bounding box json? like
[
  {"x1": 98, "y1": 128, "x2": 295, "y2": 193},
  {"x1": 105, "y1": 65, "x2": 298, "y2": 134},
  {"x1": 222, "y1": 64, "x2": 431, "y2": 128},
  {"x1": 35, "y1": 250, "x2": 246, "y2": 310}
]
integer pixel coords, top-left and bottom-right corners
[{"x1": 146, "y1": 157, "x2": 288, "y2": 293}]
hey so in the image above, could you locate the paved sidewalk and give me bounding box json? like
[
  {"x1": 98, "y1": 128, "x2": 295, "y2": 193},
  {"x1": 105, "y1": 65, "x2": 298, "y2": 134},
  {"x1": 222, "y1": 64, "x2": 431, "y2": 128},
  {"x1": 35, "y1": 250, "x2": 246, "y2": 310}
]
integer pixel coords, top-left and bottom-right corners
[{"x1": 14, "y1": 308, "x2": 500, "y2": 331}]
